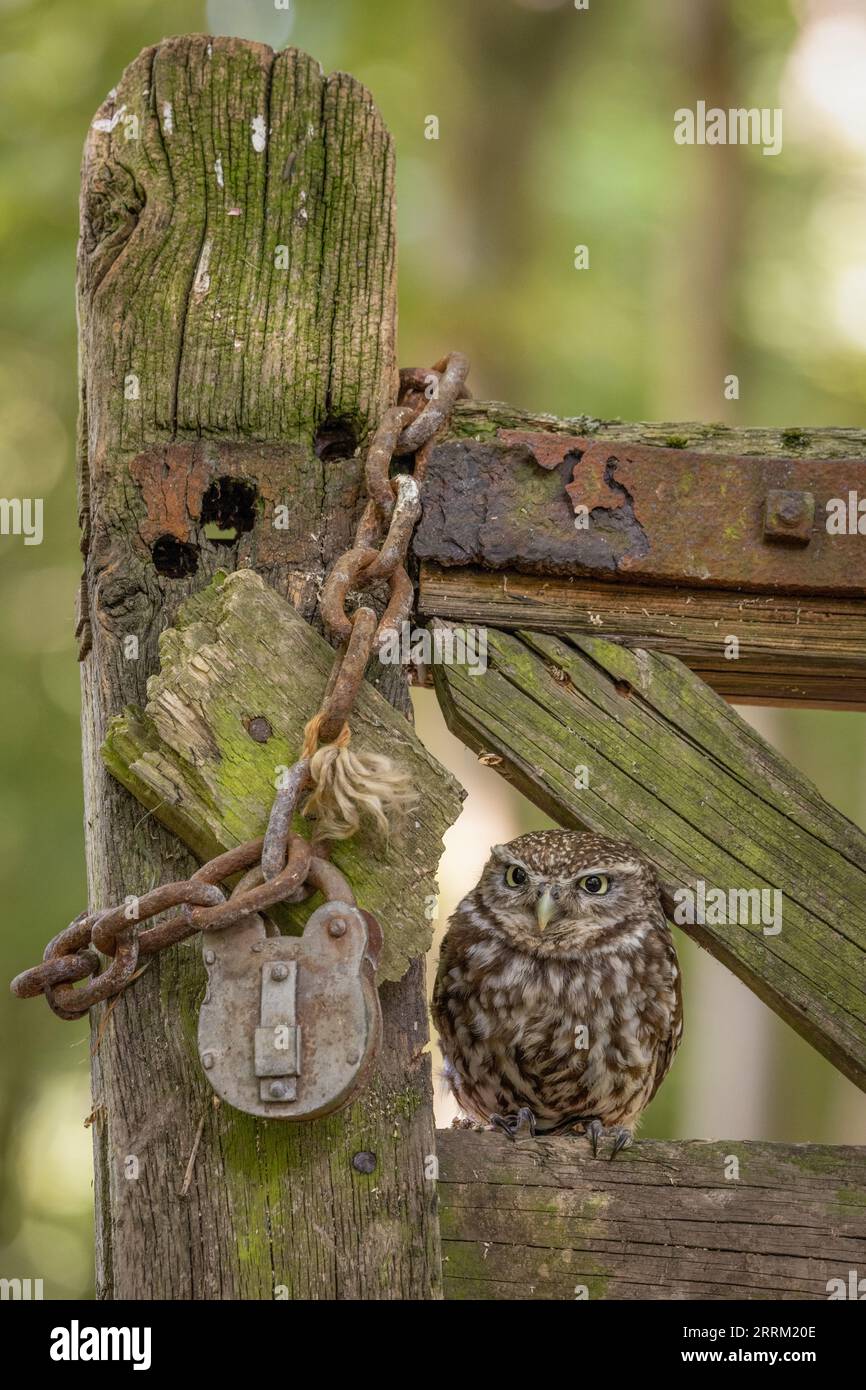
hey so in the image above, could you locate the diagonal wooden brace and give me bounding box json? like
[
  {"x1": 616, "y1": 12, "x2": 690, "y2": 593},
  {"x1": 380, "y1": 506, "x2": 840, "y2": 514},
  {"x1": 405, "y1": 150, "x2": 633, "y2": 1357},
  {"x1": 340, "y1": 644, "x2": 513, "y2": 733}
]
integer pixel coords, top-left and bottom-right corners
[{"x1": 432, "y1": 621, "x2": 866, "y2": 1092}]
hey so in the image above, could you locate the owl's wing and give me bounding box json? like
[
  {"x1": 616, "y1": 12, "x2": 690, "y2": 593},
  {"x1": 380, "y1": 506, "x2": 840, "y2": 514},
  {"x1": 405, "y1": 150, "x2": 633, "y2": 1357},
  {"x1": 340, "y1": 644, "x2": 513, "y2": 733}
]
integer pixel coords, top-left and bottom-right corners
[
  {"x1": 431, "y1": 932, "x2": 456, "y2": 1037},
  {"x1": 647, "y1": 943, "x2": 683, "y2": 1104}
]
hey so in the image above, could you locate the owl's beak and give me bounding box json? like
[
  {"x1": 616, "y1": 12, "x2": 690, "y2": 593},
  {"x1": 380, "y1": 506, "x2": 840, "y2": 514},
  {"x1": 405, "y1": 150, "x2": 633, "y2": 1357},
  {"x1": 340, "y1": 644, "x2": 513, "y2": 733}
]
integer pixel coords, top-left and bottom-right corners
[{"x1": 536, "y1": 887, "x2": 556, "y2": 932}]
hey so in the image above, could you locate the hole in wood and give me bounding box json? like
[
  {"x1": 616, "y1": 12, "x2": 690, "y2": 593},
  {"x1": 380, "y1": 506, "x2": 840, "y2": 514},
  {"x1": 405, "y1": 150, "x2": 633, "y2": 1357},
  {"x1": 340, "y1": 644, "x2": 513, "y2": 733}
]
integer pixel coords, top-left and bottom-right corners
[
  {"x1": 314, "y1": 418, "x2": 358, "y2": 462},
  {"x1": 200, "y1": 476, "x2": 258, "y2": 546},
  {"x1": 151, "y1": 534, "x2": 199, "y2": 578}
]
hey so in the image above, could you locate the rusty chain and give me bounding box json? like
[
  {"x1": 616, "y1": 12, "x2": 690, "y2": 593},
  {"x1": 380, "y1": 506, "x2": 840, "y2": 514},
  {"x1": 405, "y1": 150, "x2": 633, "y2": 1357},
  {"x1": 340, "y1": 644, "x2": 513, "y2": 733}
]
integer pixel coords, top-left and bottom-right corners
[{"x1": 11, "y1": 352, "x2": 470, "y2": 1021}]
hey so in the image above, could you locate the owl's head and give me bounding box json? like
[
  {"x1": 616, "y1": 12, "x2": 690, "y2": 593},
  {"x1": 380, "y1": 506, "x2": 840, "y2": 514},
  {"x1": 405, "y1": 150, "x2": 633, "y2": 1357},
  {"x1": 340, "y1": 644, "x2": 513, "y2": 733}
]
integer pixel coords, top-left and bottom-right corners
[{"x1": 473, "y1": 829, "x2": 662, "y2": 955}]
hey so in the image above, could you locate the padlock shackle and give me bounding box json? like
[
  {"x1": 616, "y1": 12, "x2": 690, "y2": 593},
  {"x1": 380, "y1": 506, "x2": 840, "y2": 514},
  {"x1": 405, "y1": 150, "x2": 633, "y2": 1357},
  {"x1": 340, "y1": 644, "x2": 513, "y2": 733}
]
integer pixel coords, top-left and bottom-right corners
[{"x1": 307, "y1": 856, "x2": 356, "y2": 907}]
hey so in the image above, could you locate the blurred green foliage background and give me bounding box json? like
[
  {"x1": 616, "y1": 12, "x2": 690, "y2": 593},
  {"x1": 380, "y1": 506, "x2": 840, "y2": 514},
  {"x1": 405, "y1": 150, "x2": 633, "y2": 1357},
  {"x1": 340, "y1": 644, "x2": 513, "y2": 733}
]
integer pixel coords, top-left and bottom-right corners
[{"x1": 0, "y1": 0, "x2": 863, "y2": 1298}]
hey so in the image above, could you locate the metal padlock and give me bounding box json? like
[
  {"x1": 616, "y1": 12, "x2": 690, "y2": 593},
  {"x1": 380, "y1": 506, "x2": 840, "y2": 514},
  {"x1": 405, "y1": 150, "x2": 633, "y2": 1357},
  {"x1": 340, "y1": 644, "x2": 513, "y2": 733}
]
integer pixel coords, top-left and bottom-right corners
[{"x1": 198, "y1": 859, "x2": 382, "y2": 1119}]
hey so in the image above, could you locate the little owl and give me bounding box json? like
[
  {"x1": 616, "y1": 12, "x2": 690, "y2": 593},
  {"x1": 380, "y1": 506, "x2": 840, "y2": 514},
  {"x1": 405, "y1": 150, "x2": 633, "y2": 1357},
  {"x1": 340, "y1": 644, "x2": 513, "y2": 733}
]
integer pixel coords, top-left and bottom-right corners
[{"x1": 433, "y1": 830, "x2": 682, "y2": 1156}]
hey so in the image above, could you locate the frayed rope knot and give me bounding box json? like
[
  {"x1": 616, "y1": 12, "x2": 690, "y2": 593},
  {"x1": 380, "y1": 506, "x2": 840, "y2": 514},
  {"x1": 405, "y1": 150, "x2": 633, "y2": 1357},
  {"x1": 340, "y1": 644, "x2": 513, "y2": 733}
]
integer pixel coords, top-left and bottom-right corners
[
  {"x1": 300, "y1": 715, "x2": 416, "y2": 843},
  {"x1": 300, "y1": 712, "x2": 350, "y2": 760}
]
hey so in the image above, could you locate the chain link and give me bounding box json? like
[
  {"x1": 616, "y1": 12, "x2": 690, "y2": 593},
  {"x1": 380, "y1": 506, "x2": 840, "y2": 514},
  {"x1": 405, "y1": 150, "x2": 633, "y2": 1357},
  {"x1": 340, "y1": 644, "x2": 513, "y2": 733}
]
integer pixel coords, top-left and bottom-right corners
[{"x1": 10, "y1": 352, "x2": 469, "y2": 1019}]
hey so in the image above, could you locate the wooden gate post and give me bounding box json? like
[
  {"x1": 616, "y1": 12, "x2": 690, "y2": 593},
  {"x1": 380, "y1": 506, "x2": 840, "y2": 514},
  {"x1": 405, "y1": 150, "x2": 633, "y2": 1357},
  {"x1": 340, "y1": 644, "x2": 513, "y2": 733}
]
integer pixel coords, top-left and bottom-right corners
[{"x1": 77, "y1": 37, "x2": 452, "y2": 1299}]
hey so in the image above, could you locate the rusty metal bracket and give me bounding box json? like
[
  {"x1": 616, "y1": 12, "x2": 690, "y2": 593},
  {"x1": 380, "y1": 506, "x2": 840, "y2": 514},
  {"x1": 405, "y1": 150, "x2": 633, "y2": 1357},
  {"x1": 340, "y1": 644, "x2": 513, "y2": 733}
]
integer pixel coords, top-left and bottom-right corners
[{"x1": 412, "y1": 434, "x2": 866, "y2": 595}]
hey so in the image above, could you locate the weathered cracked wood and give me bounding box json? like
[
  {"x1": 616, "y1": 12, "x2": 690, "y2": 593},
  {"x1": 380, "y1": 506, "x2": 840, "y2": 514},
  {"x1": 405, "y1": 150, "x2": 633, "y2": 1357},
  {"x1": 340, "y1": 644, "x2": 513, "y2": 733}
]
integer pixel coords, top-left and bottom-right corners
[
  {"x1": 415, "y1": 401, "x2": 866, "y2": 709},
  {"x1": 432, "y1": 625, "x2": 866, "y2": 1093},
  {"x1": 78, "y1": 36, "x2": 448, "y2": 1300},
  {"x1": 419, "y1": 566, "x2": 866, "y2": 709},
  {"x1": 448, "y1": 398, "x2": 866, "y2": 459},
  {"x1": 437, "y1": 1130, "x2": 866, "y2": 1300},
  {"x1": 103, "y1": 569, "x2": 462, "y2": 983}
]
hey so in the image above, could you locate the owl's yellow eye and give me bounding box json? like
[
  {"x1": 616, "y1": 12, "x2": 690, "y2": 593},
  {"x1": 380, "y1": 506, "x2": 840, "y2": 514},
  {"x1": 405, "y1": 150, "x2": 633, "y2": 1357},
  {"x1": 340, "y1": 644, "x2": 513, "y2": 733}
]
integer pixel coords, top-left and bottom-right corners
[
  {"x1": 578, "y1": 873, "x2": 610, "y2": 895},
  {"x1": 505, "y1": 865, "x2": 528, "y2": 888}
]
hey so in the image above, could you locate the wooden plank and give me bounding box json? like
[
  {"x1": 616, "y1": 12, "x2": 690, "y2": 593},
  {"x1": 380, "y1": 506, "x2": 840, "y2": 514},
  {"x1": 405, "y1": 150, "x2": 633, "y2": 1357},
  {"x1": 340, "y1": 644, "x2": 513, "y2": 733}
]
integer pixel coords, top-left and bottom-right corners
[
  {"x1": 76, "y1": 36, "x2": 447, "y2": 1300},
  {"x1": 432, "y1": 624, "x2": 866, "y2": 1092},
  {"x1": 438, "y1": 1130, "x2": 866, "y2": 1301},
  {"x1": 419, "y1": 565, "x2": 866, "y2": 709},
  {"x1": 103, "y1": 569, "x2": 463, "y2": 983},
  {"x1": 448, "y1": 398, "x2": 866, "y2": 461}
]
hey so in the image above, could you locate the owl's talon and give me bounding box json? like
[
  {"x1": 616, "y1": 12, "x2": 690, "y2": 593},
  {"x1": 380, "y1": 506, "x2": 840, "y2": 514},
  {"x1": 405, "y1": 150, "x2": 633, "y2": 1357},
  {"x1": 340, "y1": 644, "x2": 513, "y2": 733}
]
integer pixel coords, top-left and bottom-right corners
[
  {"x1": 514, "y1": 1106, "x2": 536, "y2": 1138},
  {"x1": 490, "y1": 1107, "x2": 537, "y2": 1140},
  {"x1": 576, "y1": 1117, "x2": 632, "y2": 1158},
  {"x1": 609, "y1": 1126, "x2": 633, "y2": 1158},
  {"x1": 583, "y1": 1117, "x2": 604, "y2": 1157}
]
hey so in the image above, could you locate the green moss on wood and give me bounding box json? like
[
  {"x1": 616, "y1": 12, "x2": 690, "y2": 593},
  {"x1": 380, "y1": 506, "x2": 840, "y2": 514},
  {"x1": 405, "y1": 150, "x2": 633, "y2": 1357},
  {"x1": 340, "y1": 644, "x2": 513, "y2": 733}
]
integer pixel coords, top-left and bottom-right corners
[
  {"x1": 781, "y1": 427, "x2": 809, "y2": 449},
  {"x1": 103, "y1": 570, "x2": 463, "y2": 982},
  {"x1": 436, "y1": 1131, "x2": 866, "y2": 1300},
  {"x1": 79, "y1": 35, "x2": 440, "y2": 1299},
  {"x1": 449, "y1": 401, "x2": 866, "y2": 460}
]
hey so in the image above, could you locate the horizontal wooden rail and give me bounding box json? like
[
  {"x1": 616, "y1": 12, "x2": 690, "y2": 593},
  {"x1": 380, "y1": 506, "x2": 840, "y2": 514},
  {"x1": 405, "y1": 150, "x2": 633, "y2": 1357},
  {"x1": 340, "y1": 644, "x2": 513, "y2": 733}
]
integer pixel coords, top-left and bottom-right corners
[
  {"x1": 448, "y1": 399, "x2": 866, "y2": 460},
  {"x1": 419, "y1": 401, "x2": 866, "y2": 709},
  {"x1": 419, "y1": 566, "x2": 866, "y2": 709},
  {"x1": 437, "y1": 1130, "x2": 866, "y2": 1300}
]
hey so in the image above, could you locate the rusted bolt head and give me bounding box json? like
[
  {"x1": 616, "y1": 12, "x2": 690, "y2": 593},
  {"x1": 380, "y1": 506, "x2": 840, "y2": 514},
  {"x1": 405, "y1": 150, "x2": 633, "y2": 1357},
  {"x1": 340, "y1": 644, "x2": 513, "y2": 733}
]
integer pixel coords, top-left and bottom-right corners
[
  {"x1": 763, "y1": 488, "x2": 815, "y2": 545},
  {"x1": 247, "y1": 716, "x2": 272, "y2": 743},
  {"x1": 201, "y1": 1052, "x2": 214, "y2": 1070},
  {"x1": 329, "y1": 918, "x2": 347, "y2": 938},
  {"x1": 269, "y1": 1080, "x2": 293, "y2": 1101},
  {"x1": 352, "y1": 1151, "x2": 377, "y2": 1174},
  {"x1": 271, "y1": 963, "x2": 289, "y2": 981}
]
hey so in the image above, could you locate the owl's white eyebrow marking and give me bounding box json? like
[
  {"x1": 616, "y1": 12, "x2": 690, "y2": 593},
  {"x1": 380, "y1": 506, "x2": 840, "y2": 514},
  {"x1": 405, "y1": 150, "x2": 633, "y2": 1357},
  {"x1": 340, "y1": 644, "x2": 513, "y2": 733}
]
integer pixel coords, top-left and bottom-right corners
[{"x1": 491, "y1": 851, "x2": 532, "y2": 873}]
